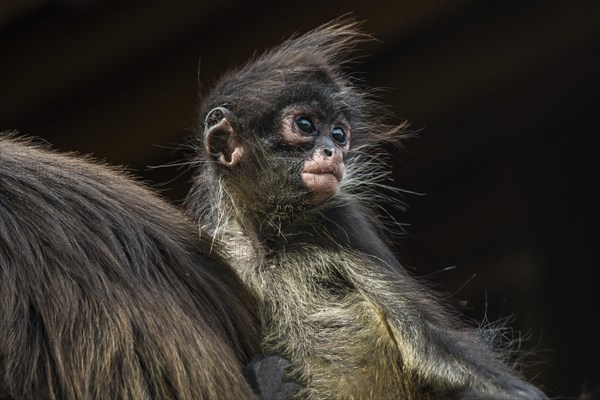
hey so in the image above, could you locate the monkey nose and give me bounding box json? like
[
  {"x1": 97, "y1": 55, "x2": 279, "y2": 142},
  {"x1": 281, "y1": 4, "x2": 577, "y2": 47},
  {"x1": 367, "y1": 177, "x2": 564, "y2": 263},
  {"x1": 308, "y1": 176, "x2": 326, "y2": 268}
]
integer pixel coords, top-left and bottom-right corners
[{"x1": 323, "y1": 148, "x2": 333, "y2": 157}]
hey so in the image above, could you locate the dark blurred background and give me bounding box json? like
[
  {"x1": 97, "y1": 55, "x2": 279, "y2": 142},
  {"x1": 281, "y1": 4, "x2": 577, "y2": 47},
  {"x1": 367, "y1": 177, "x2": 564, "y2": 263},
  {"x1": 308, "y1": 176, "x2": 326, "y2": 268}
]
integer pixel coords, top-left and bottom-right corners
[{"x1": 1, "y1": 1, "x2": 598, "y2": 398}]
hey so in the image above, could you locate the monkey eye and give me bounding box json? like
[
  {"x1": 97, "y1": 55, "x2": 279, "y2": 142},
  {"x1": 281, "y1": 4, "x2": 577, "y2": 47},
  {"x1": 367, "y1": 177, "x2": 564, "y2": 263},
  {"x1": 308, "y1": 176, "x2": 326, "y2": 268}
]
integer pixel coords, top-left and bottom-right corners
[
  {"x1": 296, "y1": 117, "x2": 317, "y2": 135},
  {"x1": 331, "y1": 127, "x2": 347, "y2": 145}
]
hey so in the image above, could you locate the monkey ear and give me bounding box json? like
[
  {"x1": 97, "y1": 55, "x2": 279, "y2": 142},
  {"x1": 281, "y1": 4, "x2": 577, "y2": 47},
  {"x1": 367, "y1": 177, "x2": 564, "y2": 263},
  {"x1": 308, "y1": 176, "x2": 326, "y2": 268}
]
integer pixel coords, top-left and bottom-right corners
[{"x1": 204, "y1": 107, "x2": 244, "y2": 168}]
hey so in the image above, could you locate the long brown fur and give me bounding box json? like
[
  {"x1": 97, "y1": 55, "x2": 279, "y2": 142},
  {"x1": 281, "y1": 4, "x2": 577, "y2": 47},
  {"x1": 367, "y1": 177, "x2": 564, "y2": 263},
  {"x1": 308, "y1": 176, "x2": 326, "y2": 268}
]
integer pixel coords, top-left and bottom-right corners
[
  {"x1": 0, "y1": 134, "x2": 259, "y2": 399},
  {"x1": 187, "y1": 20, "x2": 547, "y2": 399}
]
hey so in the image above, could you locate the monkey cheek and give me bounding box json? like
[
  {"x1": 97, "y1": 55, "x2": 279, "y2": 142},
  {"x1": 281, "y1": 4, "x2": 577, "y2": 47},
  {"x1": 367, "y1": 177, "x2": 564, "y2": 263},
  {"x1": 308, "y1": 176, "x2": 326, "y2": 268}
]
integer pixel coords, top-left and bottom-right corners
[{"x1": 301, "y1": 172, "x2": 340, "y2": 205}]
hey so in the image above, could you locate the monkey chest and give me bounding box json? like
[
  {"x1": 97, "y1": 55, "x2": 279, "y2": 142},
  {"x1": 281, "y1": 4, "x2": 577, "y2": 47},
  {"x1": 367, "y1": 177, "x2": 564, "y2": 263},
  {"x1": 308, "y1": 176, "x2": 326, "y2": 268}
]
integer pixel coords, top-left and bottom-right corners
[{"x1": 255, "y1": 269, "x2": 405, "y2": 398}]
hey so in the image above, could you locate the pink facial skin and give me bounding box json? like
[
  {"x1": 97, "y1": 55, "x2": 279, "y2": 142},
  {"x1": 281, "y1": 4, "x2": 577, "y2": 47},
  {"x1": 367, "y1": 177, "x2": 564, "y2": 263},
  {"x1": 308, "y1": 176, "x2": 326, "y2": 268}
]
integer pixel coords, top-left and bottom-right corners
[{"x1": 281, "y1": 108, "x2": 350, "y2": 205}]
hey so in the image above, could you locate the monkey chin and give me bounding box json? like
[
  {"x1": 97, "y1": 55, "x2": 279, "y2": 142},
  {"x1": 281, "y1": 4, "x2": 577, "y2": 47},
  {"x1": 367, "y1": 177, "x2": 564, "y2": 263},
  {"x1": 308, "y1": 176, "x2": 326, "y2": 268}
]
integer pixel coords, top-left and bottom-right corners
[{"x1": 302, "y1": 172, "x2": 340, "y2": 205}]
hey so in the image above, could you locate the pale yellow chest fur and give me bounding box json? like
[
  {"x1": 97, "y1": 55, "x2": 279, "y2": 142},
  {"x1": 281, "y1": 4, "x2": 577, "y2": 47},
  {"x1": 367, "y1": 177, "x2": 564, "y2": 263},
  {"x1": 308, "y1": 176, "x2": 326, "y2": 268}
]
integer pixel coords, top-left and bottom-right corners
[{"x1": 245, "y1": 254, "x2": 412, "y2": 399}]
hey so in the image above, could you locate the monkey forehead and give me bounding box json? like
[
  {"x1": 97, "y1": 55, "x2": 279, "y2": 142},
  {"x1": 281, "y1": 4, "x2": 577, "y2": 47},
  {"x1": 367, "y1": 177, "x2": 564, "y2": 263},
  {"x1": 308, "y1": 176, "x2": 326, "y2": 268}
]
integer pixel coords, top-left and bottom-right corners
[
  {"x1": 199, "y1": 21, "x2": 375, "y2": 136},
  {"x1": 274, "y1": 89, "x2": 353, "y2": 125},
  {"x1": 202, "y1": 72, "x2": 357, "y2": 132},
  {"x1": 279, "y1": 101, "x2": 351, "y2": 125}
]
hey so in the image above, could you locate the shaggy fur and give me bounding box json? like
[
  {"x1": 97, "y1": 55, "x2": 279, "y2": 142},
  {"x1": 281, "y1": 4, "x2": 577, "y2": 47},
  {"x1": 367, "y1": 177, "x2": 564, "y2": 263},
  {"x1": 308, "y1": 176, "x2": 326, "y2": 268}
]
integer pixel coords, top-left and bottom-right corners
[
  {"x1": 187, "y1": 20, "x2": 547, "y2": 399},
  {"x1": 0, "y1": 134, "x2": 260, "y2": 399}
]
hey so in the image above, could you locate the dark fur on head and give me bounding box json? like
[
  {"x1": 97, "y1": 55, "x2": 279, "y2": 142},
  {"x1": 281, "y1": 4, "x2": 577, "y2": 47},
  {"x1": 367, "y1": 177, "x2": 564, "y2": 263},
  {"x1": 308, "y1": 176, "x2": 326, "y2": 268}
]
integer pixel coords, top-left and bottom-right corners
[
  {"x1": 0, "y1": 134, "x2": 259, "y2": 399},
  {"x1": 188, "y1": 20, "x2": 408, "y2": 243}
]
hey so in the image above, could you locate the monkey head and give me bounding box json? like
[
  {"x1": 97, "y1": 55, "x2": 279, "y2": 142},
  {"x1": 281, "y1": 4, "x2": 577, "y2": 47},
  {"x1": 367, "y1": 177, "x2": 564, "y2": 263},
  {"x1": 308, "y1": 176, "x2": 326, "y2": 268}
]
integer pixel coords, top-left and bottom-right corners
[{"x1": 195, "y1": 20, "x2": 406, "y2": 234}]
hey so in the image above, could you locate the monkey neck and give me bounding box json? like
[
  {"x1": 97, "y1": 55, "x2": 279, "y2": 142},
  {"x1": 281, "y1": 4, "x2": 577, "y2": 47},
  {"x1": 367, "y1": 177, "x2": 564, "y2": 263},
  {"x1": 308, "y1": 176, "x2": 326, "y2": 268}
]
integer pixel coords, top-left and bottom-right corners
[{"x1": 234, "y1": 197, "x2": 402, "y2": 271}]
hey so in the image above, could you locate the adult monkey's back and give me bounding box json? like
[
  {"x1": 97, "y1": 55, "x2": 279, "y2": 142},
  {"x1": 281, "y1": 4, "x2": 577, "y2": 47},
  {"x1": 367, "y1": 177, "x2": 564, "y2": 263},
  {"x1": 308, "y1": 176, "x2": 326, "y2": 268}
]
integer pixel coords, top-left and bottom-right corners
[
  {"x1": 0, "y1": 135, "x2": 259, "y2": 399},
  {"x1": 187, "y1": 20, "x2": 548, "y2": 399}
]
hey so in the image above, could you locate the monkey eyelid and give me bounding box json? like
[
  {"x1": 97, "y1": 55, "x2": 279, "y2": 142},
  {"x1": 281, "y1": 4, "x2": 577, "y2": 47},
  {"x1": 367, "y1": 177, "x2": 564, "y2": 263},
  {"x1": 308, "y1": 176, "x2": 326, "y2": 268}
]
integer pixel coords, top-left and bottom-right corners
[{"x1": 331, "y1": 119, "x2": 352, "y2": 142}]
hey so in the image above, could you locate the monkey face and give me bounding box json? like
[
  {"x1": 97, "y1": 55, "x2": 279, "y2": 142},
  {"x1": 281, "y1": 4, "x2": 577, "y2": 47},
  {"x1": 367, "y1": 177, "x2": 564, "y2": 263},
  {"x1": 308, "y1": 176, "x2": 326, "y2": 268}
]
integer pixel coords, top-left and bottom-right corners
[
  {"x1": 203, "y1": 101, "x2": 352, "y2": 209},
  {"x1": 279, "y1": 105, "x2": 351, "y2": 205}
]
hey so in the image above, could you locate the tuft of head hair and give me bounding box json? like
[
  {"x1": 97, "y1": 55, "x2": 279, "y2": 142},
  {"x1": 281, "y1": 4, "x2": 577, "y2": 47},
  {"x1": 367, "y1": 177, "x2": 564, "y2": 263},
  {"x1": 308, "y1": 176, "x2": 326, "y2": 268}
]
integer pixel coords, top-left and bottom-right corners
[{"x1": 199, "y1": 19, "x2": 368, "y2": 125}]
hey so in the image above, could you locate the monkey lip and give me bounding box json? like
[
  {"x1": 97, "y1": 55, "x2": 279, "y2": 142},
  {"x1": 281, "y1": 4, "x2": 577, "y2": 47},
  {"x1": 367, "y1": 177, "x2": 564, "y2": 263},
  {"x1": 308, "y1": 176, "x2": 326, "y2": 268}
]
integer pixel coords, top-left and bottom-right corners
[
  {"x1": 301, "y1": 163, "x2": 345, "y2": 205},
  {"x1": 302, "y1": 165, "x2": 344, "y2": 182}
]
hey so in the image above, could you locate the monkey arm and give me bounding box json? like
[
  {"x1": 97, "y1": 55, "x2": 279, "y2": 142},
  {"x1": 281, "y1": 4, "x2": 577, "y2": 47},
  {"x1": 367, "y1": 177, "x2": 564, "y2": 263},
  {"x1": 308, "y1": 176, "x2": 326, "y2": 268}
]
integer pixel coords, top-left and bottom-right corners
[
  {"x1": 269, "y1": 198, "x2": 548, "y2": 398},
  {"x1": 326, "y1": 202, "x2": 547, "y2": 399},
  {"x1": 350, "y1": 262, "x2": 544, "y2": 399}
]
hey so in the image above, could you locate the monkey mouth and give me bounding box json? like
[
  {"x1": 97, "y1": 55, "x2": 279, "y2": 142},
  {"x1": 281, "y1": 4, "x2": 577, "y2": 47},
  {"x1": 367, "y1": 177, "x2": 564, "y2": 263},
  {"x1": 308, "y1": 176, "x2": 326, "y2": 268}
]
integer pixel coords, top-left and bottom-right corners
[
  {"x1": 301, "y1": 161, "x2": 345, "y2": 205},
  {"x1": 301, "y1": 163, "x2": 345, "y2": 205},
  {"x1": 302, "y1": 164, "x2": 344, "y2": 182}
]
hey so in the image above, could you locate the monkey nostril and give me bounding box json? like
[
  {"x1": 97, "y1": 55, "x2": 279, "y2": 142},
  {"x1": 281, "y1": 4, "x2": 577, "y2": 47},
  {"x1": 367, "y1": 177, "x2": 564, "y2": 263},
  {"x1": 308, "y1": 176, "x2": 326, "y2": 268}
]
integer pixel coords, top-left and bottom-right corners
[{"x1": 323, "y1": 148, "x2": 333, "y2": 157}]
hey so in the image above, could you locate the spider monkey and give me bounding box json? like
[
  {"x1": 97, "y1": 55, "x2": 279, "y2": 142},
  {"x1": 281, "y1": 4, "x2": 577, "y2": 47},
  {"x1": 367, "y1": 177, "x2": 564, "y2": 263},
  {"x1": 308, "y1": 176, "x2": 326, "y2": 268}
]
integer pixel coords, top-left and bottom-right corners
[{"x1": 187, "y1": 20, "x2": 547, "y2": 399}]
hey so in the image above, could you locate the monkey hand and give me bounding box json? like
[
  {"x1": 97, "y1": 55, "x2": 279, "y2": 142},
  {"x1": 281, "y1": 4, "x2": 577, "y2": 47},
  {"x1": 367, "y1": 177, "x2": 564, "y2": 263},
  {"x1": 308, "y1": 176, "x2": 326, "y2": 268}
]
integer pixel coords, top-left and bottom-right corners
[{"x1": 244, "y1": 355, "x2": 303, "y2": 400}]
